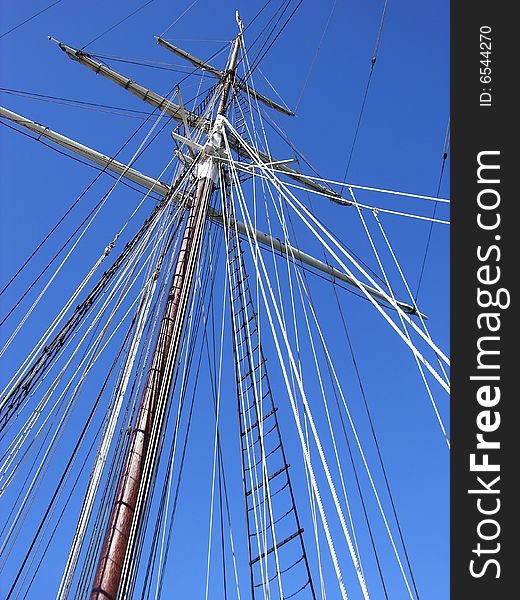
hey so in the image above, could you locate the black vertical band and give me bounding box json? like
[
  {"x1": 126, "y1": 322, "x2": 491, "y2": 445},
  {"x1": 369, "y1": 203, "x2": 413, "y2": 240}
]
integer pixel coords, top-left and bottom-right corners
[{"x1": 451, "y1": 3, "x2": 513, "y2": 598}]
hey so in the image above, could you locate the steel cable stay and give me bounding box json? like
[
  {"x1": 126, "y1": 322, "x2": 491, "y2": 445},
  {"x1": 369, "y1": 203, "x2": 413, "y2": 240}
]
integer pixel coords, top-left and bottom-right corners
[
  {"x1": 0, "y1": 0, "x2": 63, "y2": 40},
  {"x1": 0, "y1": 232, "x2": 177, "y2": 576},
  {"x1": 0, "y1": 87, "x2": 175, "y2": 120},
  {"x1": 7, "y1": 324, "x2": 139, "y2": 600},
  {"x1": 0, "y1": 149, "x2": 203, "y2": 433},
  {"x1": 0, "y1": 148, "x2": 180, "y2": 360},
  {"x1": 129, "y1": 220, "x2": 226, "y2": 599},
  {"x1": 0, "y1": 88, "x2": 181, "y2": 320},
  {"x1": 415, "y1": 117, "x2": 450, "y2": 303},
  {"x1": 2, "y1": 301, "x2": 142, "y2": 597},
  {"x1": 0, "y1": 80, "x2": 183, "y2": 335},
  {"x1": 147, "y1": 224, "x2": 226, "y2": 599},
  {"x1": 75, "y1": 230, "x2": 176, "y2": 599},
  {"x1": 339, "y1": 0, "x2": 389, "y2": 190},
  {"x1": 139, "y1": 228, "x2": 220, "y2": 598}
]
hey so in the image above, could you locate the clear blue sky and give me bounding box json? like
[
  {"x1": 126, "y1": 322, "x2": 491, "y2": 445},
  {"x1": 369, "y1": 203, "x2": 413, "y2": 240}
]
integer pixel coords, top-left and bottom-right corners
[{"x1": 0, "y1": 1, "x2": 449, "y2": 598}]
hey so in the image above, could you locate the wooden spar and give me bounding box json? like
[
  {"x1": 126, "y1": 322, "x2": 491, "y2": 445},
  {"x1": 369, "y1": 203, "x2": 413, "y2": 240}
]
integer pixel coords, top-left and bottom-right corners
[
  {"x1": 0, "y1": 105, "x2": 424, "y2": 318},
  {"x1": 218, "y1": 33, "x2": 241, "y2": 116},
  {"x1": 156, "y1": 36, "x2": 296, "y2": 116},
  {"x1": 48, "y1": 37, "x2": 338, "y2": 199},
  {"x1": 90, "y1": 177, "x2": 212, "y2": 600},
  {"x1": 0, "y1": 105, "x2": 170, "y2": 196},
  {"x1": 89, "y1": 32, "x2": 241, "y2": 600},
  {"x1": 156, "y1": 36, "x2": 223, "y2": 78},
  {"x1": 0, "y1": 104, "x2": 423, "y2": 317}
]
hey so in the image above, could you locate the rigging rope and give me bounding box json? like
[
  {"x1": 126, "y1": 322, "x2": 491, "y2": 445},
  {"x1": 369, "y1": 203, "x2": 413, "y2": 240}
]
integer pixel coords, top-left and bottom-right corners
[
  {"x1": 223, "y1": 126, "x2": 366, "y2": 599},
  {"x1": 415, "y1": 117, "x2": 450, "y2": 302},
  {"x1": 0, "y1": 1, "x2": 64, "y2": 40},
  {"x1": 294, "y1": 0, "x2": 337, "y2": 113},
  {"x1": 340, "y1": 0, "x2": 389, "y2": 188},
  {"x1": 225, "y1": 118, "x2": 450, "y2": 378},
  {"x1": 79, "y1": 1, "x2": 155, "y2": 51},
  {"x1": 266, "y1": 159, "x2": 416, "y2": 598}
]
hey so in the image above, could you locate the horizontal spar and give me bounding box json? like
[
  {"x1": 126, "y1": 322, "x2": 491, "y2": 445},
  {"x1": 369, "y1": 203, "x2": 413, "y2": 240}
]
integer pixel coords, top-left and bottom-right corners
[
  {"x1": 49, "y1": 38, "x2": 340, "y2": 200},
  {"x1": 0, "y1": 105, "x2": 171, "y2": 196},
  {"x1": 156, "y1": 37, "x2": 295, "y2": 116},
  {"x1": 0, "y1": 104, "x2": 423, "y2": 318},
  {"x1": 209, "y1": 210, "x2": 424, "y2": 318}
]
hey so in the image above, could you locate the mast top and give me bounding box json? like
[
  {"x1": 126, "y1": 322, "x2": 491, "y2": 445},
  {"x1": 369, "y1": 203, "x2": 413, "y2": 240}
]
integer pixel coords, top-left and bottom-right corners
[
  {"x1": 217, "y1": 26, "x2": 242, "y2": 116},
  {"x1": 155, "y1": 11, "x2": 294, "y2": 117}
]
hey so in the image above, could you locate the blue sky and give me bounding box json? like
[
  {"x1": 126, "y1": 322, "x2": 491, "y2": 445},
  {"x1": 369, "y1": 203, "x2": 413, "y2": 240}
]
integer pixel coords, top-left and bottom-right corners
[{"x1": 0, "y1": 1, "x2": 449, "y2": 598}]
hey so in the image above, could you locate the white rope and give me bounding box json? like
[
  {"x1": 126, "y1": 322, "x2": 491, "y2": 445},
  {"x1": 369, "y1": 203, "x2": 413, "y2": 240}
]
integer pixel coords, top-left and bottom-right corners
[
  {"x1": 366, "y1": 208, "x2": 450, "y2": 448},
  {"x1": 235, "y1": 59, "x2": 331, "y2": 597},
  {"x1": 57, "y1": 235, "x2": 164, "y2": 599},
  {"x1": 268, "y1": 186, "x2": 366, "y2": 573},
  {"x1": 371, "y1": 209, "x2": 450, "y2": 387},
  {"x1": 263, "y1": 156, "x2": 417, "y2": 597},
  {"x1": 204, "y1": 235, "x2": 227, "y2": 600},
  {"x1": 0, "y1": 195, "x2": 184, "y2": 486},
  {"x1": 232, "y1": 217, "x2": 285, "y2": 599},
  {"x1": 224, "y1": 126, "x2": 365, "y2": 600},
  {"x1": 347, "y1": 187, "x2": 450, "y2": 450},
  {"x1": 225, "y1": 121, "x2": 450, "y2": 398},
  {"x1": 265, "y1": 168, "x2": 450, "y2": 204}
]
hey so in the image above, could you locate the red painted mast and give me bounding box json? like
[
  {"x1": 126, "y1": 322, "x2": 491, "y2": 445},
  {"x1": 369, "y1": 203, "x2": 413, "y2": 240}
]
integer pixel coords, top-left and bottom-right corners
[{"x1": 90, "y1": 29, "x2": 241, "y2": 600}]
